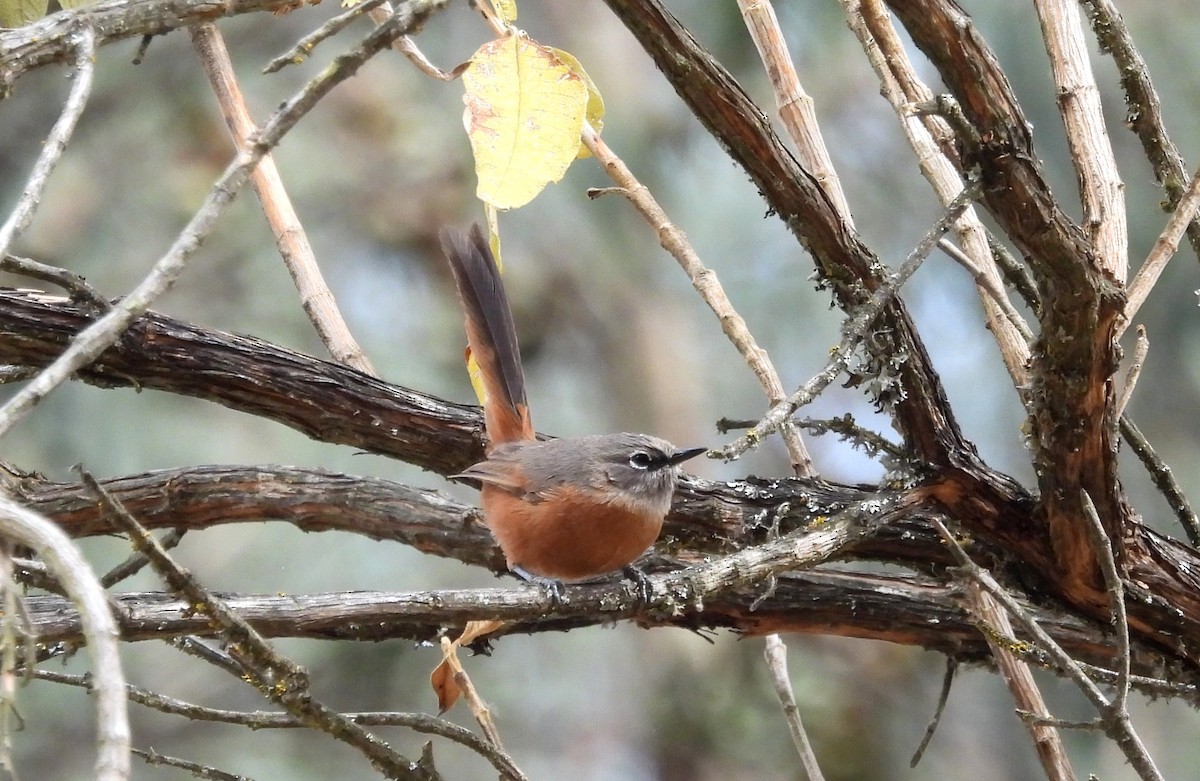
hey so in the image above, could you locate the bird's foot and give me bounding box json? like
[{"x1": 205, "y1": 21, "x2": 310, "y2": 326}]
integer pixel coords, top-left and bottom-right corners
[
  {"x1": 622, "y1": 565, "x2": 654, "y2": 605},
  {"x1": 512, "y1": 565, "x2": 568, "y2": 606}
]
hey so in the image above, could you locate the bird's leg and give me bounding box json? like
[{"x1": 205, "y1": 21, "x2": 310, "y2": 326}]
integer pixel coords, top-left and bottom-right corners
[
  {"x1": 621, "y1": 565, "x2": 654, "y2": 605},
  {"x1": 512, "y1": 565, "x2": 567, "y2": 606}
]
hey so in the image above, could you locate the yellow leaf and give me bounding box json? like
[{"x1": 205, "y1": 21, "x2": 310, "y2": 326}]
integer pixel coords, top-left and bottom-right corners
[
  {"x1": 463, "y1": 35, "x2": 587, "y2": 210},
  {"x1": 0, "y1": 0, "x2": 45, "y2": 24},
  {"x1": 548, "y1": 47, "x2": 605, "y2": 159}
]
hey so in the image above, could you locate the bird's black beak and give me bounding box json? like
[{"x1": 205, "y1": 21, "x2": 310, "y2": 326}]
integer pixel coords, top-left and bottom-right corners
[{"x1": 667, "y1": 446, "x2": 707, "y2": 466}]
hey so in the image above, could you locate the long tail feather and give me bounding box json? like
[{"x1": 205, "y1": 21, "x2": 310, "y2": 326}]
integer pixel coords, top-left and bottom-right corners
[{"x1": 440, "y1": 224, "x2": 533, "y2": 445}]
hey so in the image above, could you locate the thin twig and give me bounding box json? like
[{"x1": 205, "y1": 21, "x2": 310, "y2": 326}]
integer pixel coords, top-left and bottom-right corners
[
  {"x1": 191, "y1": 23, "x2": 376, "y2": 374},
  {"x1": 717, "y1": 181, "x2": 981, "y2": 460},
  {"x1": 38, "y1": 669, "x2": 526, "y2": 781},
  {"x1": 909, "y1": 658, "x2": 955, "y2": 768},
  {"x1": 132, "y1": 748, "x2": 253, "y2": 781},
  {"x1": 796, "y1": 415, "x2": 907, "y2": 464},
  {"x1": 0, "y1": 494, "x2": 128, "y2": 781},
  {"x1": 1079, "y1": 491, "x2": 1130, "y2": 715},
  {"x1": 170, "y1": 637, "x2": 245, "y2": 679},
  {"x1": 0, "y1": 3, "x2": 432, "y2": 440},
  {"x1": 1122, "y1": 163, "x2": 1200, "y2": 334},
  {"x1": 263, "y1": 0, "x2": 391, "y2": 73},
  {"x1": 950, "y1": 621, "x2": 1198, "y2": 702},
  {"x1": 763, "y1": 635, "x2": 825, "y2": 781},
  {"x1": 394, "y1": 35, "x2": 468, "y2": 80},
  {"x1": 966, "y1": 584, "x2": 1077, "y2": 781},
  {"x1": 366, "y1": 2, "x2": 468, "y2": 80},
  {"x1": 0, "y1": 26, "x2": 96, "y2": 260},
  {"x1": 847, "y1": 0, "x2": 1032, "y2": 388},
  {"x1": 79, "y1": 470, "x2": 438, "y2": 780},
  {"x1": 737, "y1": 0, "x2": 850, "y2": 220},
  {"x1": 936, "y1": 239, "x2": 1034, "y2": 342},
  {"x1": 581, "y1": 124, "x2": 815, "y2": 475},
  {"x1": 988, "y1": 238, "x2": 1041, "y2": 312},
  {"x1": 1115, "y1": 325, "x2": 1148, "y2": 418},
  {"x1": 1081, "y1": 0, "x2": 1200, "y2": 263},
  {"x1": 1119, "y1": 416, "x2": 1200, "y2": 545},
  {"x1": 436, "y1": 636, "x2": 511, "y2": 765},
  {"x1": 930, "y1": 518, "x2": 1164, "y2": 781},
  {"x1": 0, "y1": 254, "x2": 108, "y2": 309},
  {"x1": 1033, "y1": 0, "x2": 1127, "y2": 280},
  {"x1": 1018, "y1": 712, "x2": 1100, "y2": 731},
  {"x1": 100, "y1": 528, "x2": 186, "y2": 588}
]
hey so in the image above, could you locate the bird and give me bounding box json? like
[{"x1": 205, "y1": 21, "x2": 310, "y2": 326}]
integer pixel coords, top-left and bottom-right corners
[{"x1": 440, "y1": 224, "x2": 706, "y2": 602}]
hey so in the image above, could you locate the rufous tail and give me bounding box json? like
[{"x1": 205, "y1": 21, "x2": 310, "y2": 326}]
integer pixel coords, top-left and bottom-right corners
[{"x1": 440, "y1": 224, "x2": 533, "y2": 446}]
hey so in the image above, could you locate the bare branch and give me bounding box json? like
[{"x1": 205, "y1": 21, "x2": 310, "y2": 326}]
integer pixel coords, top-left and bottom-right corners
[
  {"x1": 263, "y1": 0, "x2": 392, "y2": 73},
  {"x1": 0, "y1": 0, "x2": 341, "y2": 86},
  {"x1": 909, "y1": 658, "x2": 955, "y2": 768},
  {"x1": 717, "y1": 182, "x2": 980, "y2": 460},
  {"x1": 191, "y1": 23, "x2": 376, "y2": 374},
  {"x1": 763, "y1": 635, "x2": 826, "y2": 781},
  {"x1": 0, "y1": 254, "x2": 107, "y2": 308},
  {"x1": 132, "y1": 748, "x2": 252, "y2": 781},
  {"x1": 1115, "y1": 325, "x2": 1148, "y2": 418},
  {"x1": 965, "y1": 585, "x2": 1077, "y2": 781},
  {"x1": 1122, "y1": 164, "x2": 1200, "y2": 333},
  {"x1": 1079, "y1": 491, "x2": 1130, "y2": 715},
  {"x1": 1081, "y1": 0, "x2": 1200, "y2": 262},
  {"x1": 0, "y1": 3, "x2": 434, "y2": 440},
  {"x1": 0, "y1": 26, "x2": 95, "y2": 258},
  {"x1": 932, "y1": 518, "x2": 1164, "y2": 781},
  {"x1": 82, "y1": 471, "x2": 439, "y2": 780},
  {"x1": 38, "y1": 669, "x2": 527, "y2": 781},
  {"x1": 604, "y1": 0, "x2": 971, "y2": 467},
  {"x1": 1034, "y1": 0, "x2": 1127, "y2": 280},
  {"x1": 936, "y1": 239, "x2": 1034, "y2": 343},
  {"x1": 737, "y1": 0, "x2": 851, "y2": 220},
  {"x1": 846, "y1": 0, "x2": 1032, "y2": 388},
  {"x1": 582, "y1": 124, "x2": 814, "y2": 475},
  {"x1": 1120, "y1": 416, "x2": 1200, "y2": 545},
  {"x1": 0, "y1": 495, "x2": 128, "y2": 781}
]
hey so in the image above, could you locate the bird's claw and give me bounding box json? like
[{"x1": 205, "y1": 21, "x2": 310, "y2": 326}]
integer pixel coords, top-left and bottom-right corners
[
  {"x1": 512, "y1": 566, "x2": 568, "y2": 606},
  {"x1": 622, "y1": 565, "x2": 654, "y2": 605}
]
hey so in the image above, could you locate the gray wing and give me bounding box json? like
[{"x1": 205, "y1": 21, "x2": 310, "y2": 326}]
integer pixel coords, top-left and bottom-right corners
[{"x1": 452, "y1": 439, "x2": 586, "y2": 500}]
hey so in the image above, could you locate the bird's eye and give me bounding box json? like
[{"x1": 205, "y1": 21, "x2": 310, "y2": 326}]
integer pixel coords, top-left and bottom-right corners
[{"x1": 628, "y1": 450, "x2": 654, "y2": 470}]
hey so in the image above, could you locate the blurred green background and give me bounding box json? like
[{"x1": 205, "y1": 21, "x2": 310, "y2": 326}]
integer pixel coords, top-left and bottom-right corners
[{"x1": 3, "y1": 1, "x2": 1200, "y2": 778}]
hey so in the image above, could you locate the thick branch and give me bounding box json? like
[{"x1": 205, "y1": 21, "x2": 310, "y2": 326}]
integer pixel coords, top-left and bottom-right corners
[
  {"x1": 886, "y1": 0, "x2": 1127, "y2": 616},
  {"x1": 0, "y1": 289, "x2": 481, "y2": 476},
  {"x1": 6, "y1": 290, "x2": 1200, "y2": 665},
  {"x1": 600, "y1": 0, "x2": 975, "y2": 470},
  {"x1": 4, "y1": 462, "x2": 956, "y2": 574},
  {"x1": 0, "y1": 290, "x2": 947, "y2": 566},
  {"x1": 22, "y1": 572, "x2": 1195, "y2": 697}
]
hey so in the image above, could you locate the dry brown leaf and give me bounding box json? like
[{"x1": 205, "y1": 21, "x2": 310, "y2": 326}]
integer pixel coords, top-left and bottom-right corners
[{"x1": 429, "y1": 620, "x2": 506, "y2": 714}]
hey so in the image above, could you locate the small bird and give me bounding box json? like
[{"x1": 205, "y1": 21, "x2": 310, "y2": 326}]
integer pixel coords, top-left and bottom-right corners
[{"x1": 440, "y1": 224, "x2": 705, "y2": 601}]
